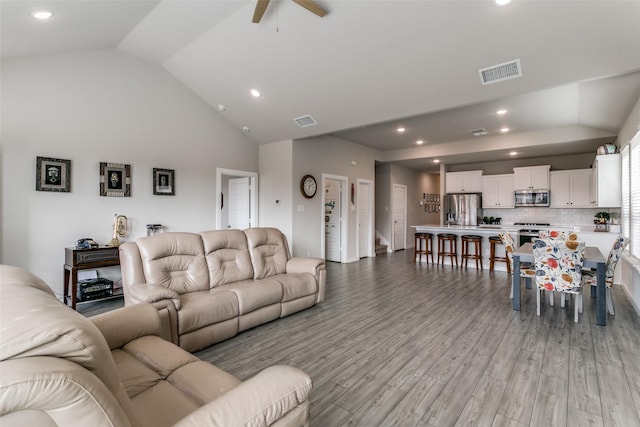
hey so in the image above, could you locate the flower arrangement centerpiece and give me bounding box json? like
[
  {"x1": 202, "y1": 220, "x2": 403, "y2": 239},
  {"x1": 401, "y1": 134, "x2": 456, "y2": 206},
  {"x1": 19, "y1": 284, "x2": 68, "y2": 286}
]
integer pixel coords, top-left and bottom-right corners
[{"x1": 594, "y1": 211, "x2": 610, "y2": 232}]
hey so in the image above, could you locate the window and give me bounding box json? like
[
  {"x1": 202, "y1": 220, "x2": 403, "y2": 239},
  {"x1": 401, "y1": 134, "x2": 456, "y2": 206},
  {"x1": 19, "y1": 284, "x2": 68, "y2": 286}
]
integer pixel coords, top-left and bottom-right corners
[{"x1": 623, "y1": 131, "x2": 640, "y2": 258}]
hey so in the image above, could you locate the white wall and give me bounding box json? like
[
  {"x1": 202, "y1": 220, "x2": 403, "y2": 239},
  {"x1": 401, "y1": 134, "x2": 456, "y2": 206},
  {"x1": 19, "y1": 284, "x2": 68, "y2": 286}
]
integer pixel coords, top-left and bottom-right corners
[
  {"x1": 291, "y1": 135, "x2": 377, "y2": 261},
  {"x1": 1, "y1": 49, "x2": 258, "y2": 295},
  {"x1": 259, "y1": 140, "x2": 294, "y2": 245}
]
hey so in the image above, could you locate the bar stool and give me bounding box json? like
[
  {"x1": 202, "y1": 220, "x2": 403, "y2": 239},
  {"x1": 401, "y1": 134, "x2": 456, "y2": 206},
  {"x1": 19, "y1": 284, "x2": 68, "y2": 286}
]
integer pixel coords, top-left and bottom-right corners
[
  {"x1": 489, "y1": 235, "x2": 510, "y2": 274},
  {"x1": 461, "y1": 235, "x2": 483, "y2": 269},
  {"x1": 437, "y1": 233, "x2": 458, "y2": 267},
  {"x1": 414, "y1": 232, "x2": 434, "y2": 263}
]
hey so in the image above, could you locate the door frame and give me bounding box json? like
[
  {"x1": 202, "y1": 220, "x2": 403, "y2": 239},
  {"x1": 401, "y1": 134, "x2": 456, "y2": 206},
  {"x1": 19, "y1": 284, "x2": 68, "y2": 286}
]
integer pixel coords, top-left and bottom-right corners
[
  {"x1": 357, "y1": 178, "x2": 375, "y2": 258},
  {"x1": 216, "y1": 168, "x2": 258, "y2": 230},
  {"x1": 321, "y1": 174, "x2": 348, "y2": 263},
  {"x1": 391, "y1": 183, "x2": 407, "y2": 251}
]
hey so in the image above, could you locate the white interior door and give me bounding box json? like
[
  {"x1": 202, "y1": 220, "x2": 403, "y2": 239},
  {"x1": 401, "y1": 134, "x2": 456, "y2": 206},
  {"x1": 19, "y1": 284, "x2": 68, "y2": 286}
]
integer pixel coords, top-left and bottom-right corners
[
  {"x1": 392, "y1": 184, "x2": 407, "y2": 251},
  {"x1": 357, "y1": 180, "x2": 373, "y2": 258},
  {"x1": 325, "y1": 178, "x2": 341, "y2": 262},
  {"x1": 228, "y1": 177, "x2": 250, "y2": 229}
]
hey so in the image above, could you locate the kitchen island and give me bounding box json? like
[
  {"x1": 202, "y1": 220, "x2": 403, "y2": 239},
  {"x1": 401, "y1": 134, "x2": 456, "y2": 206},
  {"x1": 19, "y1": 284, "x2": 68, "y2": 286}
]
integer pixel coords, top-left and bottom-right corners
[{"x1": 412, "y1": 224, "x2": 519, "y2": 271}]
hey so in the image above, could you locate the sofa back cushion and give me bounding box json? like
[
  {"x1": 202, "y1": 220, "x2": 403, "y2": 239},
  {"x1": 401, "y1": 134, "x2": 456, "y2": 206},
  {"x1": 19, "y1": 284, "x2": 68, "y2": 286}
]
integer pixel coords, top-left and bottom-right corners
[
  {"x1": 244, "y1": 228, "x2": 290, "y2": 279},
  {"x1": 137, "y1": 232, "x2": 209, "y2": 294},
  {"x1": 0, "y1": 265, "x2": 137, "y2": 423},
  {"x1": 201, "y1": 230, "x2": 254, "y2": 287}
]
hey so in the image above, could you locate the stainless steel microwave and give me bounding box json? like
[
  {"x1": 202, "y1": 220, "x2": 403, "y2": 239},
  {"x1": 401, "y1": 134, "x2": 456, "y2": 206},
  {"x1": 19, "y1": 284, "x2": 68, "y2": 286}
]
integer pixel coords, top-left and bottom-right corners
[{"x1": 514, "y1": 189, "x2": 550, "y2": 207}]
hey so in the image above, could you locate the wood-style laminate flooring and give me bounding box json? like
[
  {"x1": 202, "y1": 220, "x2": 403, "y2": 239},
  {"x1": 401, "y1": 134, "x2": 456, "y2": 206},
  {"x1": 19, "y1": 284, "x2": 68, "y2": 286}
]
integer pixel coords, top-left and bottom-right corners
[{"x1": 81, "y1": 250, "x2": 640, "y2": 427}]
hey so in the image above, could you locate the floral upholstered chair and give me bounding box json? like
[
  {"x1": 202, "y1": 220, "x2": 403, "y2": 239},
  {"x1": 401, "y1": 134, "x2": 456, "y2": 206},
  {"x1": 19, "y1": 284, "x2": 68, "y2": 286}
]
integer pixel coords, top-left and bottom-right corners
[
  {"x1": 581, "y1": 235, "x2": 629, "y2": 315},
  {"x1": 537, "y1": 229, "x2": 577, "y2": 241},
  {"x1": 499, "y1": 232, "x2": 536, "y2": 299},
  {"x1": 532, "y1": 237, "x2": 585, "y2": 322}
]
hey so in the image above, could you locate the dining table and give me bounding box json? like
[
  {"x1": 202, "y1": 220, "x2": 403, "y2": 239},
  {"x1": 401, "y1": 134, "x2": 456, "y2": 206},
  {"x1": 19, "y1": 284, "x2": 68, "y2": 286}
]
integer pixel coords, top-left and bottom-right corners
[{"x1": 512, "y1": 242, "x2": 608, "y2": 325}]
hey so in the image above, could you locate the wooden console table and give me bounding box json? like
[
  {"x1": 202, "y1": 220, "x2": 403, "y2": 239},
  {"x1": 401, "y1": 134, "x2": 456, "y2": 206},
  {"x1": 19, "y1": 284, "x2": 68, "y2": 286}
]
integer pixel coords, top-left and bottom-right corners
[{"x1": 63, "y1": 246, "x2": 121, "y2": 310}]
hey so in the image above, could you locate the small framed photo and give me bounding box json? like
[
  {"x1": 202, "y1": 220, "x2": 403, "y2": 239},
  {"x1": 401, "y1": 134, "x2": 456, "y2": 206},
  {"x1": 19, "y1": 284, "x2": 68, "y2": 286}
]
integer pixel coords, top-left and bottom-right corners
[
  {"x1": 100, "y1": 162, "x2": 131, "y2": 197},
  {"x1": 153, "y1": 168, "x2": 175, "y2": 196},
  {"x1": 36, "y1": 156, "x2": 71, "y2": 192}
]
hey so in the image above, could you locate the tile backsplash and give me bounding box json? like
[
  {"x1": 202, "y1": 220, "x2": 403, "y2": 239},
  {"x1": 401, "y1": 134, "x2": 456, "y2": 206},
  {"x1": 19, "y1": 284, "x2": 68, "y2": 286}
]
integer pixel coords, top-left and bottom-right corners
[{"x1": 482, "y1": 207, "x2": 621, "y2": 227}]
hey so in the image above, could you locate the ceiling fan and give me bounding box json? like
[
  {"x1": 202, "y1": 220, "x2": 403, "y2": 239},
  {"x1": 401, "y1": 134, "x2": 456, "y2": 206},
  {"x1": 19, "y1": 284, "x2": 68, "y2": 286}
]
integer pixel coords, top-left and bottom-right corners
[{"x1": 252, "y1": 0, "x2": 327, "y2": 23}]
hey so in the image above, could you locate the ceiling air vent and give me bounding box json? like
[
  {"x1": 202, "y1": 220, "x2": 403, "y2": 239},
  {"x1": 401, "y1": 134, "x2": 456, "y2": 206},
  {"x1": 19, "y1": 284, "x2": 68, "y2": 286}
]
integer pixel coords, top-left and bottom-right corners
[
  {"x1": 479, "y1": 59, "x2": 522, "y2": 85},
  {"x1": 469, "y1": 128, "x2": 488, "y2": 137},
  {"x1": 293, "y1": 115, "x2": 317, "y2": 128}
]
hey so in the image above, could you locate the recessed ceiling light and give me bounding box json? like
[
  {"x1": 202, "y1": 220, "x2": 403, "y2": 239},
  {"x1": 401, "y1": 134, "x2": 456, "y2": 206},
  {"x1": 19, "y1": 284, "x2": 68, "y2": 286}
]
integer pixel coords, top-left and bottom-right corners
[
  {"x1": 217, "y1": 104, "x2": 226, "y2": 112},
  {"x1": 416, "y1": 140, "x2": 424, "y2": 145},
  {"x1": 509, "y1": 151, "x2": 518, "y2": 156},
  {"x1": 496, "y1": 109, "x2": 508, "y2": 115},
  {"x1": 31, "y1": 10, "x2": 53, "y2": 20},
  {"x1": 242, "y1": 126, "x2": 250, "y2": 133},
  {"x1": 433, "y1": 159, "x2": 440, "y2": 163},
  {"x1": 250, "y1": 89, "x2": 261, "y2": 98},
  {"x1": 500, "y1": 127, "x2": 510, "y2": 133},
  {"x1": 494, "y1": 0, "x2": 512, "y2": 6},
  {"x1": 397, "y1": 127, "x2": 406, "y2": 133}
]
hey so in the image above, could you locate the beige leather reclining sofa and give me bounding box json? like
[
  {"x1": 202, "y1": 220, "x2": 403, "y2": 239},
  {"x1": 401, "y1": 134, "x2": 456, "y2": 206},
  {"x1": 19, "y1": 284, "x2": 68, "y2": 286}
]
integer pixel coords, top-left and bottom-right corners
[
  {"x1": 119, "y1": 227, "x2": 326, "y2": 352},
  {"x1": 0, "y1": 265, "x2": 312, "y2": 427}
]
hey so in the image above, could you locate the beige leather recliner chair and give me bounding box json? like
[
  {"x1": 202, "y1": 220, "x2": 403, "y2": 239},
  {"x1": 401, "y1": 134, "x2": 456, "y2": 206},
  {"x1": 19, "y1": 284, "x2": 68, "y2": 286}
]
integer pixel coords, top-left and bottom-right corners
[
  {"x1": 0, "y1": 265, "x2": 312, "y2": 427},
  {"x1": 119, "y1": 228, "x2": 326, "y2": 352}
]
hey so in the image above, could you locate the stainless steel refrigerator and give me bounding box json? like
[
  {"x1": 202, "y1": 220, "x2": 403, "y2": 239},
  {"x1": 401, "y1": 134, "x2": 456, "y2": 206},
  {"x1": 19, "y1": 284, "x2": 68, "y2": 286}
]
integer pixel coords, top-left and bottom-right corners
[{"x1": 443, "y1": 193, "x2": 482, "y2": 226}]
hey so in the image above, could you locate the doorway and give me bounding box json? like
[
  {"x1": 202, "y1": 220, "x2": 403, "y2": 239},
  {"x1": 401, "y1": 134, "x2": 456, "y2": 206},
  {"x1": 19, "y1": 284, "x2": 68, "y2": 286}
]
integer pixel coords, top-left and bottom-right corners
[
  {"x1": 216, "y1": 168, "x2": 258, "y2": 230},
  {"x1": 357, "y1": 179, "x2": 374, "y2": 258},
  {"x1": 321, "y1": 174, "x2": 348, "y2": 263},
  {"x1": 392, "y1": 184, "x2": 407, "y2": 251}
]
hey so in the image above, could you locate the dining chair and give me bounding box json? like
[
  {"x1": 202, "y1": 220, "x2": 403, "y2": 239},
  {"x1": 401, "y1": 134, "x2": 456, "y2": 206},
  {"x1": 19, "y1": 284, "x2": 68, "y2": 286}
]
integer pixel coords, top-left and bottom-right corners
[
  {"x1": 532, "y1": 237, "x2": 585, "y2": 322},
  {"x1": 581, "y1": 235, "x2": 629, "y2": 315},
  {"x1": 499, "y1": 232, "x2": 536, "y2": 299}
]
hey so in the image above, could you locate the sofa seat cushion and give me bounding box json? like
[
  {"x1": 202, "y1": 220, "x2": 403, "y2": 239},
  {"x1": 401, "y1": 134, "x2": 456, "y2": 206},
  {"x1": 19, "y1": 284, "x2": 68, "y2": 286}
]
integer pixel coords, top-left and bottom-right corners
[
  {"x1": 272, "y1": 273, "x2": 318, "y2": 302},
  {"x1": 112, "y1": 336, "x2": 241, "y2": 427},
  {"x1": 220, "y1": 278, "x2": 283, "y2": 315},
  {"x1": 178, "y1": 289, "x2": 239, "y2": 335}
]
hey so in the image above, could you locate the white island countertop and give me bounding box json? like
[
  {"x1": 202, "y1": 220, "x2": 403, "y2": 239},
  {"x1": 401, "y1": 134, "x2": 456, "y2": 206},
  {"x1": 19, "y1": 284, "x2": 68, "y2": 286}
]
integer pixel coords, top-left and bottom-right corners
[{"x1": 412, "y1": 224, "x2": 519, "y2": 233}]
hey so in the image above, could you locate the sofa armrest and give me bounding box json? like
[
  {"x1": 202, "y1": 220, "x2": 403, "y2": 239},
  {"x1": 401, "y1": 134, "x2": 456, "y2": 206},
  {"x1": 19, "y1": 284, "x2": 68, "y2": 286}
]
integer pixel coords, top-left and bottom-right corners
[
  {"x1": 286, "y1": 257, "x2": 326, "y2": 303},
  {"x1": 173, "y1": 365, "x2": 312, "y2": 427},
  {"x1": 90, "y1": 304, "x2": 162, "y2": 350},
  {"x1": 126, "y1": 283, "x2": 182, "y2": 310},
  {"x1": 286, "y1": 257, "x2": 324, "y2": 276}
]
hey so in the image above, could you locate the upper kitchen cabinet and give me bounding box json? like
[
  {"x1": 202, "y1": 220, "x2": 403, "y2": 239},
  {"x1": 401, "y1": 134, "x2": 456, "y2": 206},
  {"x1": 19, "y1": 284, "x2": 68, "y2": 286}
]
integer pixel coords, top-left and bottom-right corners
[
  {"x1": 482, "y1": 174, "x2": 515, "y2": 208},
  {"x1": 550, "y1": 169, "x2": 593, "y2": 208},
  {"x1": 591, "y1": 154, "x2": 622, "y2": 208},
  {"x1": 445, "y1": 170, "x2": 483, "y2": 194},
  {"x1": 513, "y1": 165, "x2": 550, "y2": 190}
]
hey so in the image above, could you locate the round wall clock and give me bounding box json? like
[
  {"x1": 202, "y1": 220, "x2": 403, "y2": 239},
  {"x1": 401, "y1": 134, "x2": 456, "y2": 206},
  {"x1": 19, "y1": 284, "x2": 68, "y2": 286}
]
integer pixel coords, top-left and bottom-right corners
[{"x1": 300, "y1": 174, "x2": 317, "y2": 199}]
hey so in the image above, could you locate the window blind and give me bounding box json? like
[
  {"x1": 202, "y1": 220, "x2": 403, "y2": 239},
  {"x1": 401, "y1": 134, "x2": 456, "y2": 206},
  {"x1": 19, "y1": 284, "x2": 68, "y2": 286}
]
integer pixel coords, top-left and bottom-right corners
[
  {"x1": 631, "y1": 132, "x2": 640, "y2": 258},
  {"x1": 621, "y1": 144, "x2": 630, "y2": 240}
]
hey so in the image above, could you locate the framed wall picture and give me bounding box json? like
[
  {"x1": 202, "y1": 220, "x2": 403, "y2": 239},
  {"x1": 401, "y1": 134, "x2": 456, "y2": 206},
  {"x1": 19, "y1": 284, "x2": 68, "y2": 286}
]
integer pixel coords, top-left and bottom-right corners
[
  {"x1": 36, "y1": 156, "x2": 71, "y2": 192},
  {"x1": 153, "y1": 168, "x2": 175, "y2": 196},
  {"x1": 100, "y1": 162, "x2": 131, "y2": 197}
]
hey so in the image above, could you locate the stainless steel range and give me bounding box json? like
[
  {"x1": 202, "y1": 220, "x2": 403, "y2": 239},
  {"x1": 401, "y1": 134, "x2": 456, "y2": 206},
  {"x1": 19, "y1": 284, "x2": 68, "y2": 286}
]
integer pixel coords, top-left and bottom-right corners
[{"x1": 515, "y1": 222, "x2": 550, "y2": 246}]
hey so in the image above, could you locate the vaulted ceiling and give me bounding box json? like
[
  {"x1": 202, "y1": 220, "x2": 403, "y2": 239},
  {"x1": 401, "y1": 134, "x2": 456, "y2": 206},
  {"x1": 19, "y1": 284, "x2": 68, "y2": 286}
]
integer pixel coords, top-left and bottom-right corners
[{"x1": 2, "y1": 0, "x2": 640, "y2": 172}]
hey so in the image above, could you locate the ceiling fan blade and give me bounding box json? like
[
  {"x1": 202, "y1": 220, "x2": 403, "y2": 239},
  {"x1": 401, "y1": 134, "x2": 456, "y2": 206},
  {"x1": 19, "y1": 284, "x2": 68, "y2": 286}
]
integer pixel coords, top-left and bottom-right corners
[
  {"x1": 291, "y1": 0, "x2": 327, "y2": 17},
  {"x1": 252, "y1": 0, "x2": 271, "y2": 23}
]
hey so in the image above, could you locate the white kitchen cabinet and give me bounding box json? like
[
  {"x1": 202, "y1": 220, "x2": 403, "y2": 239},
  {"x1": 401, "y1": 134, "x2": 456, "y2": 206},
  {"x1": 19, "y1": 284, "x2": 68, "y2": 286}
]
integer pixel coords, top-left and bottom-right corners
[
  {"x1": 482, "y1": 174, "x2": 514, "y2": 208},
  {"x1": 513, "y1": 165, "x2": 550, "y2": 190},
  {"x1": 445, "y1": 170, "x2": 483, "y2": 193},
  {"x1": 591, "y1": 154, "x2": 621, "y2": 208},
  {"x1": 550, "y1": 169, "x2": 592, "y2": 208}
]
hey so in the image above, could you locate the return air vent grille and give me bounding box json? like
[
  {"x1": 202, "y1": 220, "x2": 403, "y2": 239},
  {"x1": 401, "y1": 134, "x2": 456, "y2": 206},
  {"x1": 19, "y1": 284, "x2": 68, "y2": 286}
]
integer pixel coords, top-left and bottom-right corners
[
  {"x1": 294, "y1": 115, "x2": 317, "y2": 128},
  {"x1": 469, "y1": 128, "x2": 488, "y2": 137},
  {"x1": 479, "y1": 59, "x2": 522, "y2": 85}
]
